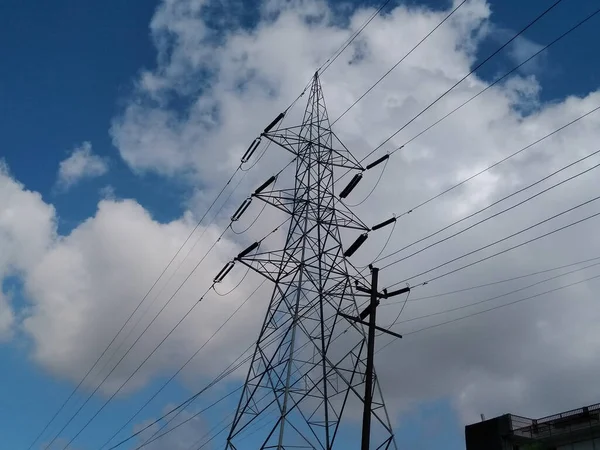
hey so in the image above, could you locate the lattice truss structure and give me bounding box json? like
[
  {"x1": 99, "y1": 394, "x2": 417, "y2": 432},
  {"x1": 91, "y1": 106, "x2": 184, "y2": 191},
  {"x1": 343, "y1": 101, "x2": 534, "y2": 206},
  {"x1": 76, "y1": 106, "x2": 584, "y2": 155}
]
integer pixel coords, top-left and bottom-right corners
[{"x1": 225, "y1": 73, "x2": 397, "y2": 450}]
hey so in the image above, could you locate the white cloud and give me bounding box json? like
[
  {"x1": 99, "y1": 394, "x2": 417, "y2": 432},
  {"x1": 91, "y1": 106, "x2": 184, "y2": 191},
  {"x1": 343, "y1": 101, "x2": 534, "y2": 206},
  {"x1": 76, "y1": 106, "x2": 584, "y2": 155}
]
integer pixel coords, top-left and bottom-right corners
[
  {"x1": 0, "y1": 291, "x2": 14, "y2": 341},
  {"x1": 21, "y1": 198, "x2": 260, "y2": 394},
  {"x1": 0, "y1": 161, "x2": 56, "y2": 340},
  {"x1": 56, "y1": 142, "x2": 108, "y2": 190},
  {"x1": 3, "y1": 0, "x2": 600, "y2": 442},
  {"x1": 107, "y1": 0, "x2": 600, "y2": 424}
]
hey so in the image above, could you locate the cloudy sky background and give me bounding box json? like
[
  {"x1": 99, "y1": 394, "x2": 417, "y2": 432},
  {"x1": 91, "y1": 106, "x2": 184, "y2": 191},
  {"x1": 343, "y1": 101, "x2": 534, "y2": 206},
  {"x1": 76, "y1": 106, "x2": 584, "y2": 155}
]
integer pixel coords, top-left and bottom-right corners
[{"x1": 2, "y1": 0, "x2": 600, "y2": 448}]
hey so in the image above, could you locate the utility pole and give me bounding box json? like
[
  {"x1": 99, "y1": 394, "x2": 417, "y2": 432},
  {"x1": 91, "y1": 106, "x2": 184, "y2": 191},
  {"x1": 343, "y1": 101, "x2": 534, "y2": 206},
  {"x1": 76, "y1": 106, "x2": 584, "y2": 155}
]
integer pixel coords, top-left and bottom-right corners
[{"x1": 340, "y1": 266, "x2": 409, "y2": 450}]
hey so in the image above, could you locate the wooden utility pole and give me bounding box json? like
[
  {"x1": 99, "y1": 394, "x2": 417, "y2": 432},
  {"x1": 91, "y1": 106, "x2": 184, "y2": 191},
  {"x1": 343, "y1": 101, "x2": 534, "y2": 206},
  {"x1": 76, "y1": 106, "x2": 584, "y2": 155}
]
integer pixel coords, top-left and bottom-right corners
[{"x1": 341, "y1": 265, "x2": 409, "y2": 450}]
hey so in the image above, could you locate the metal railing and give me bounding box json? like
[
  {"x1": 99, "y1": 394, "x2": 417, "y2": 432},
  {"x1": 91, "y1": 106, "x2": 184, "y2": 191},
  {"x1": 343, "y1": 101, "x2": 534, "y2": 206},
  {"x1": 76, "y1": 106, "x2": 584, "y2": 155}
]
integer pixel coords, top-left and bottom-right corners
[{"x1": 509, "y1": 402, "x2": 600, "y2": 442}]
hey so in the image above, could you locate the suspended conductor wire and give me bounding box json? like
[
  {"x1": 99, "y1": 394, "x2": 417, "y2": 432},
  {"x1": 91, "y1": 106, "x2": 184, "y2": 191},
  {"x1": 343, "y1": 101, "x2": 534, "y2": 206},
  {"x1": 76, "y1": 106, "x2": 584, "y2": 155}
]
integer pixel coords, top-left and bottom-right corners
[
  {"x1": 150, "y1": 331, "x2": 338, "y2": 450},
  {"x1": 392, "y1": 260, "x2": 600, "y2": 327},
  {"x1": 333, "y1": 5, "x2": 599, "y2": 188},
  {"x1": 188, "y1": 414, "x2": 235, "y2": 450},
  {"x1": 355, "y1": 0, "x2": 565, "y2": 165},
  {"x1": 106, "y1": 327, "x2": 289, "y2": 450},
  {"x1": 52, "y1": 154, "x2": 297, "y2": 449},
  {"x1": 318, "y1": 0, "x2": 394, "y2": 75},
  {"x1": 213, "y1": 266, "x2": 252, "y2": 297},
  {"x1": 231, "y1": 200, "x2": 268, "y2": 234},
  {"x1": 330, "y1": 0, "x2": 468, "y2": 126},
  {"x1": 44, "y1": 224, "x2": 231, "y2": 450},
  {"x1": 134, "y1": 388, "x2": 243, "y2": 450},
  {"x1": 56, "y1": 286, "x2": 216, "y2": 450},
  {"x1": 400, "y1": 273, "x2": 600, "y2": 339},
  {"x1": 394, "y1": 105, "x2": 600, "y2": 227},
  {"x1": 345, "y1": 156, "x2": 389, "y2": 207},
  {"x1": 375, "y1": 147, "x2": 600, "y2": 265},
  {"x1": 376, "y1": 155, "x2": 600, "y2": 269},
  {"x1": 389, "y1": 5, "x2": 600, "y2": 157},
  {"x1": 381, "y1": 255, "x2": 600, "y2": 304},
  {"x1": 195, "y1": 420, "x2": 232, "y2": 450},
  {"x1": 27, "y1": 171, "x2": 246, "y2": 450},
  {"x1": 371, "y1": 8, "x2": 600, "y2": 220},
  {"x1": 62, "y1": 213, "x2": 292, "y2": 449},
  {"x1": 375, "y1": 273, "x2": 600, "y2": 355},
  {"x1": 98, "y1": 280, "x2": 267, "y2": 450},
  {"x1": 91, "y1": 170, "x2": 254, "y2": 397},
  {"x1": 384, "y1": 203, "x2": 600, "y2": 291}
]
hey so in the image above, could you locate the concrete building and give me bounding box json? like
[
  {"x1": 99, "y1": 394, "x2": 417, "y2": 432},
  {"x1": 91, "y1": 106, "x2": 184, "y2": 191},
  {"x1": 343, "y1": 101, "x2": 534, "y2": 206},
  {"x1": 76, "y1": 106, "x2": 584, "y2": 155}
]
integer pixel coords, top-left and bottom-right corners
[{"x1": 465, "y1": 402, "x2": 600, "y2": 450}]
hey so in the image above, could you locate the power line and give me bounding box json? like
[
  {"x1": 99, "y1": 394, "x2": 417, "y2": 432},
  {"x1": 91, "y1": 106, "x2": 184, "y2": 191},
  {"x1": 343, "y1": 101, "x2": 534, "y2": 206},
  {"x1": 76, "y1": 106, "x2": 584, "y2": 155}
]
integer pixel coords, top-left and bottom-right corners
[
  {"x1": 133, "y1": 328, "x2": 342, "y2": 449},
  {"x1": 388, "y1": 5, "x2": 600, "y2": 156},
  {"x1": 336, "y1": 3, "x2": 600, "y2": 227},
  {"x1": 375, "y1": 148, "x2": 600, "y2": 265},
  {"x1": 52, "y1": 220, "x2": 286, "y2": 450},
  {"x1": 34, "y1": 16, "x2": 399, "y2": 443},
  {"x1": 381, "y1": 255, "x2": 600, "y2": 304},
  {"x1": 136, "y1": 387, "x2": 242, "y2": 450},
  {"x1": 318, "y1": 0, "x2": 395, "y2": 75},
  {"x1": 384, "y1": 202, "x2": 600, "y2": 290},
  {"x1": 392, "y1": 259, "x2": 600, "y2": 325},
  {"x1": 43, "y1": 226, "x2": 226, "y2": 450},
  {"x1": 105, "y1": 327, "x2": 290, "y2": 450},
  {"x1": 88, "y1": 169, "x2": 255, "y2": 410},
  {"x1": 128, "y1": 295, "x2": 378, "y2": 449},
  {"x1": 27, "y1": 107, "x2": 291, "y2": 450},
  {"x1": 381, "y1": 98, "x2": 600, "y2": 227},
  {"x1": 56, "y1": 286, "x2": 213, "y2": 450},
  {"x1": 356, "y1": 0, "x2": 566, "y2": 164},
  {"x1": 32, "y1": 170, "x2": 243, "y2": 450},
  {"x1": 376, "y1": 150, "x2": 600, "y2": 267},
  {"x1": 331, "y1": 0, "x2": 468, "y2": 126},
  {"x1": 98, "y1": 280, "x2": 266, "y2": 449},
  {"x1": 404, "y1": 272, "x2": 600, "y2": 337}
]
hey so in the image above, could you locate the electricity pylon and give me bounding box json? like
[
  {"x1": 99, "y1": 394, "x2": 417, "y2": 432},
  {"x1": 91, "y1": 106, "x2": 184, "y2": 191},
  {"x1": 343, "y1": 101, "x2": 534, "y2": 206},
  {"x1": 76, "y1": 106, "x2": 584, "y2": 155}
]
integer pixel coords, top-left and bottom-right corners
[{"x1": 224, "y1": 72, "x2": 397, "y2": 450}]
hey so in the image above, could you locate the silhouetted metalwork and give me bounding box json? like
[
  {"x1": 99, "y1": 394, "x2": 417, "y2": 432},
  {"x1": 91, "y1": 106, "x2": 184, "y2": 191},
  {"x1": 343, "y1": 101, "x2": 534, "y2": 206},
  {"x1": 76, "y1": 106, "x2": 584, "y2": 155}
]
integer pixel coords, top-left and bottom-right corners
[{"x1": 225, "y1": 73, "x2": 398, "y2": 450}]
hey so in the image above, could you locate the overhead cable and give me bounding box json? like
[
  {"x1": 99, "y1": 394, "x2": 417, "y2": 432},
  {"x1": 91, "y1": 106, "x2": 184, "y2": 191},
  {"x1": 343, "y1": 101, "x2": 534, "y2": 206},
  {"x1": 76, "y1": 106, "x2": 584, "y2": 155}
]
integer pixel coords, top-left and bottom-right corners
[
  {"x1": 377, "y1": 152, "x2": 600, "y2": 267},
  {"x1": 98, "y1": 280, "x2": 266, "y2": 449},
  {"x1": 382, "y1": 255, "x2": 600, "y2": 304},
  {"x1": 387, "y1": 5, "x2": 600, "y2": 157},
  {"x1": 56, "y1": 217, "x2": 290, "y2": 449},
  {"x1": 404, "y1": 273, "x2": 600, "y2": 337},
  {"x1": 357, "y1": 0, "x2": 566, "y2": 164},
  {"x1": 331, "y1": 0, "x2": 469, "y2": 125},
  {"x1": 384, "y1": 201, "x2": 600, "y2": 290},
  {"x1": 392, "y1": 260, "x2": 600, "y2": 325}
]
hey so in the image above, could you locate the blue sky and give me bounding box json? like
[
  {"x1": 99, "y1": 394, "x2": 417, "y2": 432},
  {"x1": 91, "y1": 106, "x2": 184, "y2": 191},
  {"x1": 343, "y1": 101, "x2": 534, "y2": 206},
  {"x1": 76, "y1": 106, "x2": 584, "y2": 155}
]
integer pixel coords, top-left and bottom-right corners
[{"x1": 1, "y1": 0, "x2": 600, "y2": 449}]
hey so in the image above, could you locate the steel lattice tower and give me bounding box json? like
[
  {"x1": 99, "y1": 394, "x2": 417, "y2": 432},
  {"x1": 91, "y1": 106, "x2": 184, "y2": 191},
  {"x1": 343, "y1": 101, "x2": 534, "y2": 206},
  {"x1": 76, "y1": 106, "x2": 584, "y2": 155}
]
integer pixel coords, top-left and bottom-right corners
[{"x1": 225, "y1": 73, "x2": 397, "y2": 450}]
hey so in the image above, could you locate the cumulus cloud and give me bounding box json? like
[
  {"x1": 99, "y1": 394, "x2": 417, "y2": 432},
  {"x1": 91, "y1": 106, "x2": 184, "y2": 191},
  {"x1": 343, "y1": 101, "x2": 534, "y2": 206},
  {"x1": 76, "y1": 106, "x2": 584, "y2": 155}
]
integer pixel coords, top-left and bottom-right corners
[
  {"x1": 0, "y1": 291, "x2": 14, "y2": 341},
  {"x1": 4, "y1": 0, "x2": 600, "y2": 443},
  {"x1": 21, "y1": 198, "x2": 262, "y2": 394},
  {"x1": 107, "y1": 0, "x2": 600, "y2": 424},
  {"x1": 56, "y1": 141, "x2": 108, "y2": 191},
  {"x1": 0, "y1": 161, "x2": 56, "y2": 340}
]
